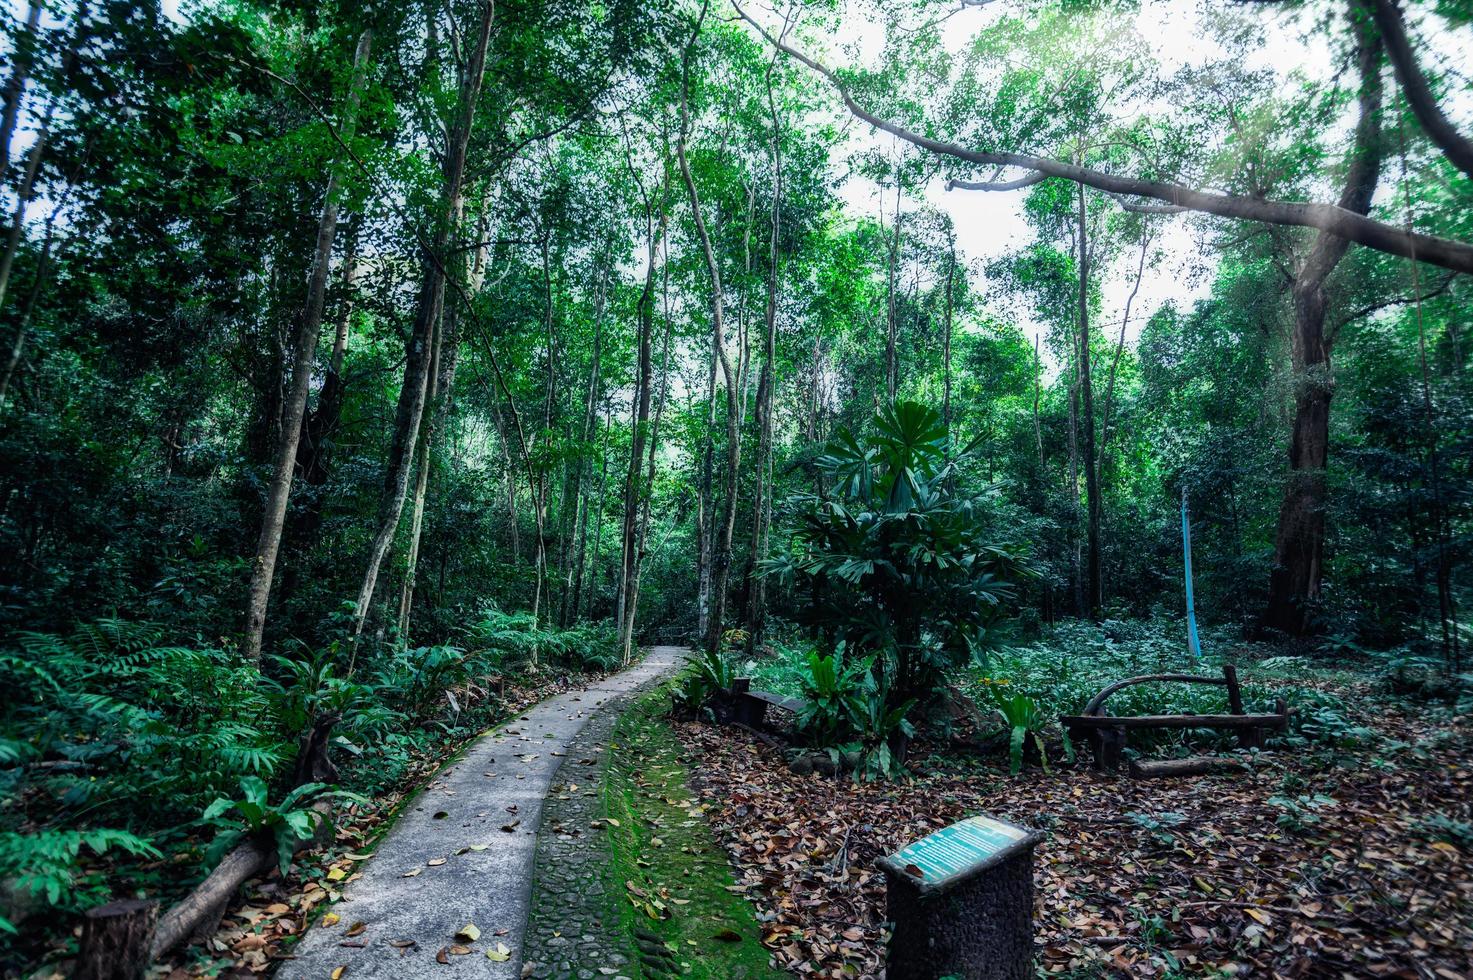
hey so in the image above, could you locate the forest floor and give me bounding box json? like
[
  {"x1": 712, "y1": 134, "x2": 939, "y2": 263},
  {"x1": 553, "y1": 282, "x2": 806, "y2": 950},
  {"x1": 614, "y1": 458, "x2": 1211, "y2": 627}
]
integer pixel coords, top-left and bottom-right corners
[{"x1": 674, "y1": 671, "x2": 1472, "y2": 979}]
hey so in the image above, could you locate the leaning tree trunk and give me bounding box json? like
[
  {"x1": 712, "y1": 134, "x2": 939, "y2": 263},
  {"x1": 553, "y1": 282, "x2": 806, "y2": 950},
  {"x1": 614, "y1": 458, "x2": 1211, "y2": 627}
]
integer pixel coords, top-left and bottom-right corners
[
  {"x1": 352, "y1": 1, "x2": 494, "y2": 638},
  {"x1": 1264, "y1": 3, "x2": 1383, "y2": 636},
  {"x1": 0, "y1": 0, "x2": 42, "y2": 178},
  {"x1": 243, "y1": 30, "x2": 372, "y2": 663}
]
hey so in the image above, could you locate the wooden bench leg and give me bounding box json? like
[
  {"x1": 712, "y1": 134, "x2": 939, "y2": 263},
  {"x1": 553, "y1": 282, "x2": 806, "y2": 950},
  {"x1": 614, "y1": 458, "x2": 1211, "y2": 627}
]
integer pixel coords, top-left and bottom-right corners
[
  {"x1": 1237, "y1": 726, "x2": 1265, "y2": 751},
  {"x1": 1099, "y1": 727, "x2": 1126, "y2": 772}
]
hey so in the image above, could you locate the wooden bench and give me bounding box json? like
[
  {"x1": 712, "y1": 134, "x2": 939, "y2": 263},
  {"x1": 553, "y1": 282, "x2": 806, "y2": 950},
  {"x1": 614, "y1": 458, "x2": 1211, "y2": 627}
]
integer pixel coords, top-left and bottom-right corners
[
  {"x1": 718, "y1": 678, "x2": 804, "y2": 729},
  {"x1": 1061, "y1": 665, "x2": 1290, "y2": 772}
]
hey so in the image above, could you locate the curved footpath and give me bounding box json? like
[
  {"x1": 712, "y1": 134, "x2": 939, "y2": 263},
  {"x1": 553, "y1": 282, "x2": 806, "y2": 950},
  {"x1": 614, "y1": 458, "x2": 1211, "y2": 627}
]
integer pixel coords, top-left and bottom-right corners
[{"x1": 278, "y1": 646, "x2": 687, "y2": 979}]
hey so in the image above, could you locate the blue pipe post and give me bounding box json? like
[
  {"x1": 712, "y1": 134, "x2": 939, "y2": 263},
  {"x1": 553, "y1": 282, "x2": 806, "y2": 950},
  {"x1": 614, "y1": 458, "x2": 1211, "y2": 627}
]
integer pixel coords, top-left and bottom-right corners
[{"x1": 1182, "y1": 487, "x2": 1203, "y2": 659}]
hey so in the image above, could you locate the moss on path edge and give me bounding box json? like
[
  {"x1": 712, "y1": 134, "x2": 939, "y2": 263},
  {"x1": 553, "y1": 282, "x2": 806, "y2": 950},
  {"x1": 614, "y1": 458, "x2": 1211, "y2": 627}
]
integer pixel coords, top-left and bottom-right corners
[{"x1": 525, "y1": 686, "x2": 782, "y2": 979}]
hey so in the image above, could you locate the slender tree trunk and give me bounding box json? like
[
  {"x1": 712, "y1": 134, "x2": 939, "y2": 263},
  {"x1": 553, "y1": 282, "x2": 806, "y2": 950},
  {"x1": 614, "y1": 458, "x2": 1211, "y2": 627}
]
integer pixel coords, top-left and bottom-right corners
[
  {"x1": 397, "y1": 258, "x2": 463, "y2": 639},
  {"x1": 1076, "y1": 178, "x2": 1102, "y2": 619},
  {"x1": 942, "y1": 234, "x2": 955, "y2": 435},
  {"x1": 617, "y1": 173, "x2": 665, "y2": 661},
  {"x1": 1100, "y1": 227, "x2": 1151, "y2": 451},
  {"x1": 0, "y1": 208, "x2": 54, "y2": 410},
  {"x1": 353, "y1": 2, "x2": 494, "y2": 639},
  {"x1": 884, "y1": 183, "x2": 902, "y2": 401},
  {"x1": 560, "y1": 256, "x2": 608, "y2": 626},
  {"x1": 243, "y1": 30, "x2": 372, "y2": 663},
  {"x1": 695, "y1": 352, "x2": 717, "y2": 641},
  {"x1": 743, "y1": 54, "x2": 784, "y2": 658},
  {"x1": 679, "y1": 0, "x2": 740, "y2": 654},
  {"x1": 1264, "y1": 7, "x2": 1382, "y2": 636},
  {"x1": 0, "y1": 0, "x2": 42, "y2": 179},
  {"x1": 625, "y1": 245, "x2": 676, "y2": 662}
]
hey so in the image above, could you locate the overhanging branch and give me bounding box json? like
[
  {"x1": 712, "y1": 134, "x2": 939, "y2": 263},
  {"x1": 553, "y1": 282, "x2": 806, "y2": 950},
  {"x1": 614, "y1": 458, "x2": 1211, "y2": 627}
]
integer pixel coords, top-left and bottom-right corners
[{"x1": 731, "y1": 0, "x2": 1473, "y2": 276}]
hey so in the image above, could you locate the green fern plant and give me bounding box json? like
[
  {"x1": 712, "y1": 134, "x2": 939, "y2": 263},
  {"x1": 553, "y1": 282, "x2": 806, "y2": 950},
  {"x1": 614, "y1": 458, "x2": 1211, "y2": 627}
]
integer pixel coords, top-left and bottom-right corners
[{"x1": 200, "y1": 776, "x2": 365, "y2": 874}]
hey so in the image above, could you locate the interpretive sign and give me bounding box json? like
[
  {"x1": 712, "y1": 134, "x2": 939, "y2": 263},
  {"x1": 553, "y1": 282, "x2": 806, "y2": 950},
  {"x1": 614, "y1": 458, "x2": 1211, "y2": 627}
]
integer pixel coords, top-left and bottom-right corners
[
  {"x1": 887, "y1": 815, "x2": 1030, "y2": 889},
  {"x1": 879, "y1": 814, "x2": 1042, "y2": 980}
]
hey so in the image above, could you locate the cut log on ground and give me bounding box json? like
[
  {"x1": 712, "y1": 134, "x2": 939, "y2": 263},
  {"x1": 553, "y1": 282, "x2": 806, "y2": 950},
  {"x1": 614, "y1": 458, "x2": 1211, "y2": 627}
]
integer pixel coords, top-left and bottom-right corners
[
  {"x1": 148, "y1": 798, "x2": 334, "y2": 960},
  {"x1": 76, "y1": 898, "x2": 158, "y2": 980},
  {"x1": 148, "y1": 835, "x2": 276, "y2": 960},
  {"x1": 1129, "y1": 756, "x2": 1249, "y2": 779}
]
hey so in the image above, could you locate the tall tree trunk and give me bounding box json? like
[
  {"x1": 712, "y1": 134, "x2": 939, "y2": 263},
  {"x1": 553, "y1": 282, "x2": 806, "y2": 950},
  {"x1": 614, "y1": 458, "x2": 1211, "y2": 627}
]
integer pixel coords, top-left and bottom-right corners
[
  {"x1": 884, "y1": 183, "x2": 902, "y2": 401},
  {"x1": 1263, "y1": 6, "x2": 1383, "y2": 636},
  {"x1": 617, "y1": 164, "x2": 666, "y2": 662},
  {"x1": 626, "y1": 241, "x2": 676, "y2": 662},
  {"x1": 560, "y1": 256, "x2": 608, "y2": 626},
  {"x1": 941, "y1": 232, "x2": 955, "y2": 436},
  {"x1": 679, "y1": 1, "x2": 740, "y2": 656},
  {"x1": 1076, "y1": 178, "x2": 1102, "y2": 619},
  {"x1": 353, "y1": 2, "x2": 494, "y2": 638},
  {"x1": 396, "y1": 259, "x2": 463, "y2": 640},
  {"x1": 0, "y1": 0, "x2": 42, "y2": 178},
  {"x1": 695, "y1": 352, "x2": 717, "y2": 642},
  {"x1": 294, "y1": 218, "x2": 359, "y2": 508},
  {"x1": 743, "y1": 52, "x2": 784, "y2": 659},
  {"x1": 243, "y1": 30, "x2": 372, "y2": 663},
  {"x1": 0, "y1": 207, "x2": 54, "y2": 410}
]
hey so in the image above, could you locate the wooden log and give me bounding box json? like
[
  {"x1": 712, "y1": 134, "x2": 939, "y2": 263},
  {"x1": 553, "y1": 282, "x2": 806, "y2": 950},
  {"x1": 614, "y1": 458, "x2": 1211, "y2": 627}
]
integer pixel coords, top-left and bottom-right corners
[
  {"x1": 149, "y1": 836, "x2": 275, "y2": 960},
  {"x1": 77, "y1": 898, "x2": 158, "y2": 980},
  {"x1": 1129, "y1": 756, "x2": 1248, "y2": 779},
  {"x1": 1061, "y1": 712, "x2": 1288, "y2": 730}
]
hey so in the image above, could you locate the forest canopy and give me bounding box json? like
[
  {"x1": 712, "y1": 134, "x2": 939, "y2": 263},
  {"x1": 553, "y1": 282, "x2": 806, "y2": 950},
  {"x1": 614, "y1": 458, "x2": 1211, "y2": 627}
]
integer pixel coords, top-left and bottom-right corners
[{"x1": 0, "y1": 0, "x2": 1469, "y2": 969}]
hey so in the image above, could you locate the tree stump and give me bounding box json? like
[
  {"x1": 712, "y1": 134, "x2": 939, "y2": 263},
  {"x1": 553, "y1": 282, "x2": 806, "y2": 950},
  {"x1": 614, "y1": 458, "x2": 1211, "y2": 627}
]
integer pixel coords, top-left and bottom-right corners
[{"x1": 76, "y1": 898, "x2": 158, "y2": 980}]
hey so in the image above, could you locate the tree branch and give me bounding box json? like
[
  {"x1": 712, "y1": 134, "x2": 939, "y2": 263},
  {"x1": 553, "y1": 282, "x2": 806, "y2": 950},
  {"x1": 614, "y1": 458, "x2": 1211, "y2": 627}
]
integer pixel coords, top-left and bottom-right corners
[
  {"x1": 731, "y1": 0, "x2": 1473, "y2": 275},
  {"x1": 1370, "y1": 0, "x2": 1473, "y2": 180}
]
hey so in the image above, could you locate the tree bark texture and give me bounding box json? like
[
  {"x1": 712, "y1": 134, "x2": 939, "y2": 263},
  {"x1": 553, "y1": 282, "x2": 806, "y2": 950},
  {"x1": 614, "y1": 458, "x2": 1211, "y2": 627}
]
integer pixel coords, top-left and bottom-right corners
[
  {"x1": 1264, "y1": 5, "x2": 1383, "y2": 635},
  {"x1": 244, "y1": 29, "x2": 371, "y2": 662},
  {"x1": 352, "y1": 2, "x2": 494, "y2": 637}
]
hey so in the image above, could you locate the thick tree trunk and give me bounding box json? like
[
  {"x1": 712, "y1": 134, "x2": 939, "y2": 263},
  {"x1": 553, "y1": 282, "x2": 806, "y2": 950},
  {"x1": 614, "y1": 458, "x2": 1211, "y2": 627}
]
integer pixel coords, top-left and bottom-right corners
[
  {"x1": 243, "y1": 31, "x2": 371, "y2": 663},
  {"x1": 1264, "y1": 6, "x2": 1382, "y2": 636},
  {"x1": 352, "y1": 2, "x2": 494, "y2": 638},
  {"x1": 77, "y1": 899, "x2": 157, "y2": 980}
]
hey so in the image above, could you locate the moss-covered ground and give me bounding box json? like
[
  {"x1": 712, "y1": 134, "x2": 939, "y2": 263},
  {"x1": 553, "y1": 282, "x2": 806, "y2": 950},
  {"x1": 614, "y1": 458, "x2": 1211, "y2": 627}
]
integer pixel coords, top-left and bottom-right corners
[{"x1": 598, "y1": 688, "x2": 783, "y2": 979}]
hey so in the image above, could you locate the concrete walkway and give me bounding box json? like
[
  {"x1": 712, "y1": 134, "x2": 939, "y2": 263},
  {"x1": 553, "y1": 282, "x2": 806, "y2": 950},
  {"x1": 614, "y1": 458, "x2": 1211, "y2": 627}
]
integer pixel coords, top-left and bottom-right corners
[{"x1": 278, "y1": 647, "x2": 686, "y2": 979}]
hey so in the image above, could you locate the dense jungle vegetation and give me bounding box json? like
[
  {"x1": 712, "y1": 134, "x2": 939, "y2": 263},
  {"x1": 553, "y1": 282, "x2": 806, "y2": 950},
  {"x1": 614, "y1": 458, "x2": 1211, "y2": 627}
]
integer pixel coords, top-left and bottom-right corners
[{"x1": 0, "y1": 0, "x2": 1469, "y2": 972}]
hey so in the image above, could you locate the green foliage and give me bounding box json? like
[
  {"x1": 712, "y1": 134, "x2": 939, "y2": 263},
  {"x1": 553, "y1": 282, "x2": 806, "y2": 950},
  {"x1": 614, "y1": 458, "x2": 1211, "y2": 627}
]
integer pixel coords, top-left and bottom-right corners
[
  {"x1": 987, "y1": 684, "x2": 1055, "y2": 775},
  {"x1": 774, "y1": 400, "x2": 1031, "y2": 728},
  {"x1": 788, "y1": 644, "x2": 916, "y2": 780},
  {"x1": 668, "y1": 650, "x2": 737, "y2": 718},
  {"x1": 200, "y1": 776, "x2": 364, "y2": 875},
  {"x1": 0, "y1": 829, "x2": 160, "y2": 933},
  {"x1": 1267, "y1": 793, "x2": 1337, "y2": 832}
]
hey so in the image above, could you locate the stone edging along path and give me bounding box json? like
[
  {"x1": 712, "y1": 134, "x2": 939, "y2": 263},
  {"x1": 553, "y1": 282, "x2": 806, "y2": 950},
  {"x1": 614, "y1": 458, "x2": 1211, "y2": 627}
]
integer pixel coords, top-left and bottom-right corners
[{"x1": 277, "y1": 646, "x2": 687, "y2": 979}]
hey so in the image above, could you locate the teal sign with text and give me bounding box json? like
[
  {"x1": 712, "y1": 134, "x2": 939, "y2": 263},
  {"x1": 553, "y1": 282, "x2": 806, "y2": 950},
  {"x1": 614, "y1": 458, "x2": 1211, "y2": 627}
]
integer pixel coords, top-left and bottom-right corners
[{"x1": 892, "y1": 815, "x2": 1029, "y2": 886}]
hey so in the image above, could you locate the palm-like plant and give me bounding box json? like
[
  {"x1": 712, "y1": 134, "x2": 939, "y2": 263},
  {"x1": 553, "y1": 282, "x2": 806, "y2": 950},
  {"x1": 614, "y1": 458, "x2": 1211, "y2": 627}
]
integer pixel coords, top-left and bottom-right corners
[{"x1": 771, "y1": 401, "x2": 1031, "y2": 711}]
